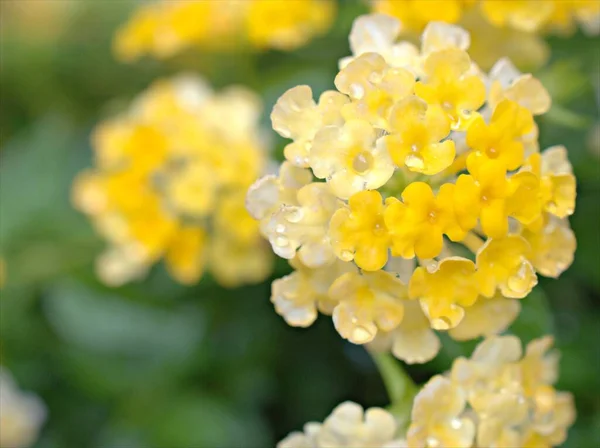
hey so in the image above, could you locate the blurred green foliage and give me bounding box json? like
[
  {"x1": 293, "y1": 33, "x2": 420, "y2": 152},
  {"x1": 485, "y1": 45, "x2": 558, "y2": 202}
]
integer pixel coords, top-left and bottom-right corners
[{"x1": 1, "y1": 1, "x2": 599, "y2": 447}]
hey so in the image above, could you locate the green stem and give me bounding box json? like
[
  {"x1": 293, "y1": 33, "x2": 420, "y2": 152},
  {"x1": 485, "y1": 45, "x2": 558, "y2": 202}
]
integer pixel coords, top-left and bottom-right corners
[{"x1": 370, "y1": 351, "x2": 418, "y2": 432}]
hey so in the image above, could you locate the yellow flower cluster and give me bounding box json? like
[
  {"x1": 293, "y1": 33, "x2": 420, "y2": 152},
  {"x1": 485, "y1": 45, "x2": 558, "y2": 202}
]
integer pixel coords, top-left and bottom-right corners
[
  {"x1": 374, "y1": 0, "x2": 600, "y2": 34},
  {"x1": 114, "y1": 0, "x2": 335, "y2": 62},
  {"x1": 278, "y1": 401, "x2": 406, "y2": 448},
  {"x1": 408, "y1": 335, "x2": 575, "y2": 448},
  {"x1": 247, "y1": 14, "x2": 576, "y2": 364},
  {"x1": 372, "y1": 0, "x2": 600, "y2": 69},
  {"x1": 279, "y1": 336, "x2": 574, "y2": 448},
  {"x1": 73, "y1": 75, "x2": 272, "y2": 287},
  {"x1": 0, "y1": 368, "x2": 47, "y2": 448}
]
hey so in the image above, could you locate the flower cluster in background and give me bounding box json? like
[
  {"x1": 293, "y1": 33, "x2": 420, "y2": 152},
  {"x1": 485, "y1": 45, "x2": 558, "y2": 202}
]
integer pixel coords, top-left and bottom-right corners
[
  {"x1": 0, "y1": 369, "x2": 46, "y2": 448},
  {"x1": 114, "y1": 0, "x2": 336, "y2": 62},
  {"x1": 280, "y1": 336, "x2": 575, "y2": 448},
  {"x1": 246, "y1": 14, "x2": 577, "y2": 365},
  {"x1": 372, "y1": 0, "x2": 600, "y2": 69},
  {"x1": 408, "y1": 335, "x2": 575, "y2": 448},
  {"x1": 72, "y1": 75, "x2": 272, "y2": 287}
]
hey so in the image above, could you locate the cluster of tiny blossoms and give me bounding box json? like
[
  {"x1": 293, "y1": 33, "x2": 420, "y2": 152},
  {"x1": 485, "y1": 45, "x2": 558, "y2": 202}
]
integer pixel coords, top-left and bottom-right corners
[
  {"x1": 278, "y1": 336, "x2": 575, "y2": 448},
  {"x1": 114, "y1": 0, "x2": 335, "y2": 62},
  {"x1": 0, "y1": 368, "x2": 47, "y2": 448},
  {"x1": 408, "y1": 335, "x2": 575, "y2": 448},
  {"x1": 246, "y1": 14, "x2": 577, "y2": 364},
  {"x1": 373, "y1": 0, "x2": 600, "y2": 35},
  {"x1": 278, "y1": 401, "x2": 405, "y2": 448},
  {"x1": 73, "y1": 75, "x2": 272, "y2": 287},
  {"x1": 372, "y1": 0, "x2": 600, "y2": 69}
]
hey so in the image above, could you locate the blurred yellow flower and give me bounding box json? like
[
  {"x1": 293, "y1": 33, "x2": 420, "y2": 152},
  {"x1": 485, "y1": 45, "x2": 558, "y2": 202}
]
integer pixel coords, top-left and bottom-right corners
[
  {"x1": 247, "y1": 14, "x2": 576, "y2": 365},
  {"x1": 114, "y1": 0, "x2": 335, "y2": 61},
  {"x1": 73, "y1": 75, "x2": 272, "y2": 287},
  {"x1": 371, "y1": 0, "x2": 600, "y2": 70},
  {"x1": 0, "y1": 369, "x2": 46, "y2": 448}
]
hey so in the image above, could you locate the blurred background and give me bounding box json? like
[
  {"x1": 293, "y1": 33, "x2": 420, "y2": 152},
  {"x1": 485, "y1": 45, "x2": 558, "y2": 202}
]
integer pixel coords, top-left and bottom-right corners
[{"x1": 1, "y1": 1, "x2": 599, "y2": 447}]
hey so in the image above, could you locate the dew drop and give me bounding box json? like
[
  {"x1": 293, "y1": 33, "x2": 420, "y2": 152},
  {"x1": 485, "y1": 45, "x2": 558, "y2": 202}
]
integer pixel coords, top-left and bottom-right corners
[
  {"x1": 351, "y1": 325, "x2": 374, "y2": 344},
  {"x1": 340, "y1": 250, "x2": 354, "y2": 261},
  {"x1": 405, "y1": 153, "x2": 425, "y2": 170}
]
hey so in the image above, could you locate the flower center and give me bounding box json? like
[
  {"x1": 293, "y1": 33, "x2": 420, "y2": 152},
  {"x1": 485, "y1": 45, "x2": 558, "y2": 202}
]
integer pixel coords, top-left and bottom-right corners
[
  {"x1": 352, "y1": 150, "x2": 374, "y2": 174},
  {"x1": 486, "y1": 147, "x2": 499, "y2": 158}
]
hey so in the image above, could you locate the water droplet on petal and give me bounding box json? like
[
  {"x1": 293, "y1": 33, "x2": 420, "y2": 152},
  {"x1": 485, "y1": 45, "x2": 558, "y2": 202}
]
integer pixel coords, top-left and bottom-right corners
[
  {"x1": 405, "y1": 153, "x2": 425, "y2": 170},
  {"x1": 351, "y1": 325, "x2": 374, "y2": 344},
  {"x1": 340, "y1": 249, "x2": 354, "y2": 261}
]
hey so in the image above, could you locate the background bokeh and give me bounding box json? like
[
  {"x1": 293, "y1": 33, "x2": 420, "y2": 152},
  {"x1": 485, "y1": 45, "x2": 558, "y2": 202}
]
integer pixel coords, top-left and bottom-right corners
[{"x1": 1, "y1": 1, "x2": 599, "y2": 447}]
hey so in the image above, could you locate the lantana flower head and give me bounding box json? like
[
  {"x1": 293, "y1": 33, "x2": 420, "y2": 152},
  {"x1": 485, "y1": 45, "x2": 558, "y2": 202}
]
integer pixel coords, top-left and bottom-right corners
[
  {"x1": 278, "y1": 401, "x2": 406, "y2": 448},
  {"x1": 74, "y1": 75, "x2": 272, "y2": 287},
  {"x1": 247, "y1": 14, "x2": 577, "y2": 365},
  {"x1": 407, "y1": 335, "x2": 575, "y2": 448},
  {"x1": 371, "y1": 0, "x2": 600, "y2": 70},
  {"x1": 114, "y1": 0, "x2": 335, "y2": 62}
]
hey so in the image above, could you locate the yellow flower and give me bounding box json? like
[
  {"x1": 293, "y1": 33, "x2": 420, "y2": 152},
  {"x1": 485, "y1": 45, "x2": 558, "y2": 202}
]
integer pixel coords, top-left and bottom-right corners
[
  {"x1": 476, "y1": 235, "x2": 538, "y2": 299},
  {"x1": 409, "y1": 257, "x2": 479, "y2": 330},
  {"x1": 208, "y1": 235, "x2": 272, "y2": 288},
  {"x1": 409, "y1": 335, "x2": 577, "y2": 448},
  {"x1": 329, "y1": 190, "x2": 391, "y2": 271},
  {"x1": 449, "y1": 294, "x2": 521, "y2": 341},
  {"x1": 525, "y1": 146, "x2": 576, "y2": 219},
  {"x1": 454, "y1": 161, "x2": 541, "y2": 238},
  {"x1": 246, "y1": 162, "x2": 313, "y2": 222},
  {"x1": 335, "y1": 52, "x2": 415, "y2": 128},
  {"x1": 164, "y1": 226, "x2": 207, "y2": 285},
  {"x1": 251, "y1": 13, "x2": 578, "y2": 368},
  {"x1": 369, "y1": 300, "x2": 441, "y2": 364},
  {"x1": 271, "y1": 258, "x2": 355, "y2": 328},
  {"x1": 271, "y1": 86, "x2": 347, "y2": 167},
  {"x1": 329, "y1": 270, "x2": 407, "y2": 344},
  {"x1": 415, "y1": 48, "x2": 485, "y2": 129},
  {"x1": 263, "y1": 183, "x2": 340, "y2": 267},
  {"x1": 165, "y1": 161, "x2": 218, "y2": 217},
  {"x1": 75, "y1": 76, "x2": 272, "y2": 287},
  {"x1": 0, "y1": 369, "x2": 47, "y2": 448},
  {"x1": 480, "y1": 0, "x2": 555, "y2": 33},
  {"x1": 344, "y1": 13, "x2": 420, "y2": 69},
  {"x1": 407, "y1": 375, "x2": 475, "y2": 448},
  {"x1": 522, "y1": 215, "x2": 575, "y2": 278},
  {"x1": 385, "y1": 182, "x2": 465, "y2": 259},
  {"x1": 113, "y1": 3, "x2": 161, "y2": 62},
  {"x1": 246, "y1": 0, "x2": 335, "y2": 51},
  {"x1": 114, "y1": 0, "x2": 334, "y2": 61},
  {"x1": 373, "y1": 0, "x2": 464, "y2": 33},
  {"x1": 279, "y1": 401, "x2": 404, "y2": 448},
  {"x1": 466, "y1": 99, "x2": 535, "y2": 171},
  {"x1": 381, "y1": 96, "x2": 455, "y2": 174},
  {"x1": 488, "y1": 58, "x2": 552, "y2": 115},
  {"x1": 95, "y1": 245, "x2": 149, "y2": 287},
  {"x1": 311, "y1": 120, "x2": 394, "y2": 199},
  {"x1": 214, "y1": 191, "x2": 262, "y2": 246}
]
